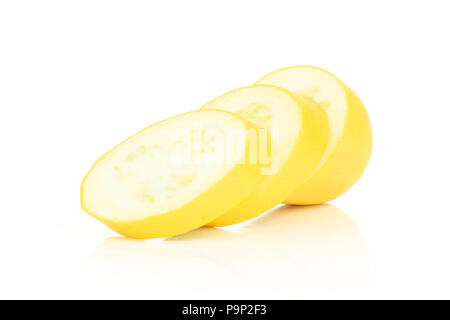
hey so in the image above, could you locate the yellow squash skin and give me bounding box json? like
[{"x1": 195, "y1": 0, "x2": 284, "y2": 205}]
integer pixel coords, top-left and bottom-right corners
[
  {"x1": 81, "y1": 110, "x2": 267, "y2": 239},
  {"x1": 256, "y1": 66, "x2": 372, "y2": 204},
  {"x1": 201, "y1": 85, "x2": 329, "y2": 226}
]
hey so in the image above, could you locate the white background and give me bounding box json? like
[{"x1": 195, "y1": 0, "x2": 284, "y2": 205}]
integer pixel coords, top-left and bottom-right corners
[{"x1": 1, "y1": 1, "x2": 449, "y2": 299}]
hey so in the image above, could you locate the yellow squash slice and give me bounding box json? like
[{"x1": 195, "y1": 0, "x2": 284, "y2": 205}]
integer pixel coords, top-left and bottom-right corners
[
  {"x1": 201, "y1": 85, "x2": 328, "y2": 226},
  {"x1": 81, "y1": 110, "x2": 267, "y2": 238},
  {"x1": 256, "y1": 66, "x2": 372, "y2": 204}
]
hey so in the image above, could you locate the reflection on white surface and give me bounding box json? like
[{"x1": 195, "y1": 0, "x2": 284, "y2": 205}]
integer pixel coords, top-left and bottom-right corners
[{"x1": 82, "y1": 204, "x2": 369, "y2": 299}]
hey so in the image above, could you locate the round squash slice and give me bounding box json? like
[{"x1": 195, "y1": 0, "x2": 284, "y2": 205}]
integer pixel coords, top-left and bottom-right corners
[
  {"x1": 81, "y1": 110, "x2": 267, "y2": 238},
  {"x1": 201, "y1": 85, "x2": 328, "y2": 226},
  {"x1": 256, "y1": 66, "x2": 372, "y2": 204}
]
